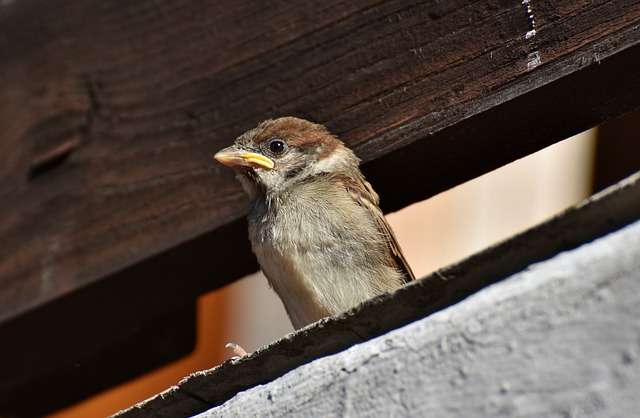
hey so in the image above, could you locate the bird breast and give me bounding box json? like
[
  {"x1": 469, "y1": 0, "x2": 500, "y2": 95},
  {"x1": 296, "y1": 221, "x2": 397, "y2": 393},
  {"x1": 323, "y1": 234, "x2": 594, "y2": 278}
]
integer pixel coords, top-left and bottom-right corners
[{"x1": 247, "y1": 178, "x2": 404, "y2": 329}]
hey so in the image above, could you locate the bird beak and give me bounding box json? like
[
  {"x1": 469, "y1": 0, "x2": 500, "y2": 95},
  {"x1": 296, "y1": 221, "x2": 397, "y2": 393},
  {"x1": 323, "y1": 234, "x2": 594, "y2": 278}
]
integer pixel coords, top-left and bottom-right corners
[{"x1": 213, "y1": 146, "x2": 275, "y2": 170}]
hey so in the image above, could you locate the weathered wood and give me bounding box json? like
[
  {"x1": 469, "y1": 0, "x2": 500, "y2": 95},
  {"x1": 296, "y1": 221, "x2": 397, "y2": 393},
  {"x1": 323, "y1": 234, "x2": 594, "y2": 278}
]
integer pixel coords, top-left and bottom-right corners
[
  {"x1": 0, "y1": 218, "x2": 257, "y2": 417},
  {"x1": 1, "y1": 0, "x2": 638, "y2": 326},
  {"x1": 593, "y1": 107, "x2": 640, "y2": 192},
  {"x1": 115, "y1": 171, "x2": 640, "y2": 418},
  {"x1": 0, "y1": 0, "x2": 638, "y2": 413},
  {"x1": 0, "y1": 302, "x2": 196, "y2": 417}
]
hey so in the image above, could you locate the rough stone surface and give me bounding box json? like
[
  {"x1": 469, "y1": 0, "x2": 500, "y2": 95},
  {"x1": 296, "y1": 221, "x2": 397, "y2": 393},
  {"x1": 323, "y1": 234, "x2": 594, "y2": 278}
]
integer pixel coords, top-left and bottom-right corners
[{"x1": 198, "y1": 219, "x2": 640, "y2": 418}]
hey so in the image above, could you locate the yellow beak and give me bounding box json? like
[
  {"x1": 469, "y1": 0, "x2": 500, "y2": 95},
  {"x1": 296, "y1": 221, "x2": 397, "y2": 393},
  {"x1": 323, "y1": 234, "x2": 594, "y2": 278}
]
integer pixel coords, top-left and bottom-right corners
[{"x1": 213, "y1": 146, "x2": 274, "y2": 170}]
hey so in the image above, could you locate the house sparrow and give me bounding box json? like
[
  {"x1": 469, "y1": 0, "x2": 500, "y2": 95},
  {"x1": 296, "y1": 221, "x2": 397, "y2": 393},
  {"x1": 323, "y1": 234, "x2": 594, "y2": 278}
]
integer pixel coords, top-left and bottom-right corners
[{"x1": 214, "y1": 117, "x2": 414, "y2": 331}]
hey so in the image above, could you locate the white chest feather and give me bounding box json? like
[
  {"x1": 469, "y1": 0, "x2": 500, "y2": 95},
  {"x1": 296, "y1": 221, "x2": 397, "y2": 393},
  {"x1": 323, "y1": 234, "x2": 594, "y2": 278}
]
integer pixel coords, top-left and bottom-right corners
[{"x1": 247, "y1": 181, "x2": 404, "y2": 329}]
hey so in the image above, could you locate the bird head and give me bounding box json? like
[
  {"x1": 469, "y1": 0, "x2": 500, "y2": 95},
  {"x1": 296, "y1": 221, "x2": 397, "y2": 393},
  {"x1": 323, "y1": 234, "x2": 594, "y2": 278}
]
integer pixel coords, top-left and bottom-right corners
[{"x1": 214, "y1": 117, "x2": 358, "y2": 198}]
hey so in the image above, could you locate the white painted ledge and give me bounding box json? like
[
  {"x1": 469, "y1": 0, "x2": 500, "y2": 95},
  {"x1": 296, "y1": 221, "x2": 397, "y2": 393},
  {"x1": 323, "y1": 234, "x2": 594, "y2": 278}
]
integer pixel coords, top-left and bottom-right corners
[{"x1": 199, "y1": 219, "x2": 640, "y2": 417}]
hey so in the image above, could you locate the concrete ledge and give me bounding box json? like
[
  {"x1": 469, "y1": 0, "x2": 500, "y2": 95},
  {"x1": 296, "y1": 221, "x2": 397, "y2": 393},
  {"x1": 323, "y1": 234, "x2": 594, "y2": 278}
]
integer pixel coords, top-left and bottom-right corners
[{"x1": 201, "y1": 217, "x2": 640, "y2": 417}]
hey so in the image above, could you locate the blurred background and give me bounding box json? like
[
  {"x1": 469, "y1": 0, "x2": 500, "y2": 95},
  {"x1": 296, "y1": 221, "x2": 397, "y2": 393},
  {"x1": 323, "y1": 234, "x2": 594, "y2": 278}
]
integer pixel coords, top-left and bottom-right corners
[{"x1": 50, "y1": 106, "x2": 640, "y2": 417}]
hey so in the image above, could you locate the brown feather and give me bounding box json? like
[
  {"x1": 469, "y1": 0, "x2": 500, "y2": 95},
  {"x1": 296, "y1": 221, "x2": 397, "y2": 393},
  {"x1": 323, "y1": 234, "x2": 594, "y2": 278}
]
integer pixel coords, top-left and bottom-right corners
[{"x1": 338, "y1": 172, "x2": 415, "y2": 282}]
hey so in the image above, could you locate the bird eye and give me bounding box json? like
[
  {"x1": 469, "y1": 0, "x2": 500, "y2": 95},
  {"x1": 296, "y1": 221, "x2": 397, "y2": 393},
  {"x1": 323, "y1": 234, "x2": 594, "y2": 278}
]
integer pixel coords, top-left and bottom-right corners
[{"x1": 268, "y1": 139, "x2": 287, "y2": 154}]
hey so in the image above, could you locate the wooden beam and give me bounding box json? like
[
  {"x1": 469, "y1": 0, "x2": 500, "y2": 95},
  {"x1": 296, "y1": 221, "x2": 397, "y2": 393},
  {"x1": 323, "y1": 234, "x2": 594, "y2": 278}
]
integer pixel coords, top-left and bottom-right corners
[
  {"x1": 1, "y1": 0, "x2": 638, "y2": 326},
  {"x1": 593, "y1": 107, "x2": 640, "y2": 193},
  {"x1": 0, "y1": 0, "x2": 638, "y2": 413}
]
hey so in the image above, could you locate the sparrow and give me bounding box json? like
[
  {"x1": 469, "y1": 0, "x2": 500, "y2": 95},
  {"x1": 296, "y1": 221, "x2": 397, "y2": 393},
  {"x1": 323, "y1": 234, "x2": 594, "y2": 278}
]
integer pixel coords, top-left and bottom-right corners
[{"x1": 214, "y1": 117, "x2": 414, "y2": 331}]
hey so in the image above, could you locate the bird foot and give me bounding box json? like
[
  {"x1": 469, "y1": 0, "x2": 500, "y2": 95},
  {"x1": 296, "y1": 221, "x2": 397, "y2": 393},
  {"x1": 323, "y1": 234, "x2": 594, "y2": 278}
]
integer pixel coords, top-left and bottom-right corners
[{"x1": 225, "y1": 342, "x2": 249, "y2": 359}]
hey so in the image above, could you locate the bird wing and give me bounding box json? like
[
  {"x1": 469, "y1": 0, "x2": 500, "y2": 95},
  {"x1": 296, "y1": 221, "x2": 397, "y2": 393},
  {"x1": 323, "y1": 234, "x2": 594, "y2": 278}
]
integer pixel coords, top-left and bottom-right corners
[{"x1": 339, "y1": 173, "x2": 416, "y2": 282}]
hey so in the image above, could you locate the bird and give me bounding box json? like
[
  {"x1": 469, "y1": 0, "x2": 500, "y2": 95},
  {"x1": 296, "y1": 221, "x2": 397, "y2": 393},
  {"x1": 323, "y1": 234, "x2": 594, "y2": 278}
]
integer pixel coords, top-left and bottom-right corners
[{"x1": 214, "y1": 116, "x2": 414, "y2": 333}]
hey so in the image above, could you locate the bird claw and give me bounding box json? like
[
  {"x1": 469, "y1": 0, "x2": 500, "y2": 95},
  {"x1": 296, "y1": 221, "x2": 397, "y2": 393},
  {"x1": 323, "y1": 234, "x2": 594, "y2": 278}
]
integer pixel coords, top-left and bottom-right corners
[{"x1": 226, "y1": 342, "x2": 249, "y2": 359}]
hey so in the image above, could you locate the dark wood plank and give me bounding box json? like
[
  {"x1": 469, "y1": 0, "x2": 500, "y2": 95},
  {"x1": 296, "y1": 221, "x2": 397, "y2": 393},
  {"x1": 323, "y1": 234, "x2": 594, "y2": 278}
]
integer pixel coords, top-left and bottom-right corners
[
  {"x1": 0, "y1": 220, "x2": 252, "y2": 417},
  {"x1": 0, "y1": 0, "x2": 638, "y2": 413},
  {"x1": 0, "y1": 302, "x2": 196, "y2": 417},
  {"x1": 1, "y1": 0, "x2": 638, "y2": 328},
  {"x1": 593, "y1": 107, "x2": 640, "y2": 193}
]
